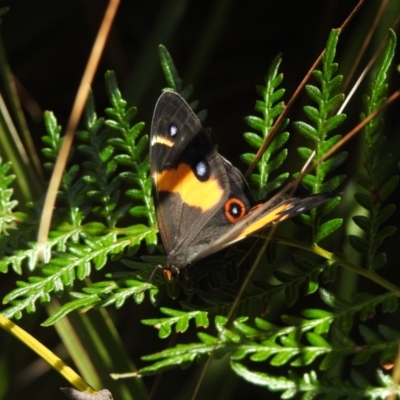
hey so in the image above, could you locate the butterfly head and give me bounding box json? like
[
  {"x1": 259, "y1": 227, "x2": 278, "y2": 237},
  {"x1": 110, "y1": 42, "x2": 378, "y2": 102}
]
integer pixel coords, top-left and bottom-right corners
[{"x1": 161, "y1": 264, "x2": 180, "y2": 281}]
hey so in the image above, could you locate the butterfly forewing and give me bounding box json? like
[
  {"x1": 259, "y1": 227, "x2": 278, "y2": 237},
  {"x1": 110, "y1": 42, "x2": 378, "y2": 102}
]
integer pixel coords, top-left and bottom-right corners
[{"x1": 150, "y1": 92, "x2": 241, "y2": 266}]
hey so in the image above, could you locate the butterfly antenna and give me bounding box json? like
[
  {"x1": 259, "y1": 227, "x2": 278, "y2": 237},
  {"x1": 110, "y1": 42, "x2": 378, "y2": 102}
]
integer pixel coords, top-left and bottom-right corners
[{"x1": 147, "y1": 264, "x2": 164, "y2": 284}]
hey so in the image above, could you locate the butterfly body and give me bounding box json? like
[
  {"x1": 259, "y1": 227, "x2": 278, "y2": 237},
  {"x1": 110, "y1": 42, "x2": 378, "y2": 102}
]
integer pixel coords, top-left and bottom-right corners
[{"x1": 150, "y1": 91, "x2": 329, "y2": 276}]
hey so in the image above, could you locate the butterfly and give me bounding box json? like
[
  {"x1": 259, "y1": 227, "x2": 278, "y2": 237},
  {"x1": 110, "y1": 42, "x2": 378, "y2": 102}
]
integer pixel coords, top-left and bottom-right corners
[{"x1": 150, "y1": 91, "x2": 330, "y2": 279}]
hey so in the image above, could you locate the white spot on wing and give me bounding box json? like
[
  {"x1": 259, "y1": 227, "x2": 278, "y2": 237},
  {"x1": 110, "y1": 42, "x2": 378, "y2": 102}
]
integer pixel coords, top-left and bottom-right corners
[
  {"x1": 195, "y1": 160, "x2": 207, "y2": 177},
  {"x1": 169, "y1": 124, "x2": 178, "y2": 137}
]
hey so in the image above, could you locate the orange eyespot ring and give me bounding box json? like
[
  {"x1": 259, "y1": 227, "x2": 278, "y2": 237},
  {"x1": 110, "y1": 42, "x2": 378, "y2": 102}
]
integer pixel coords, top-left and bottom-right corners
[{"x1": 224, "y1": 198, "x2": 247, "y2": 223}]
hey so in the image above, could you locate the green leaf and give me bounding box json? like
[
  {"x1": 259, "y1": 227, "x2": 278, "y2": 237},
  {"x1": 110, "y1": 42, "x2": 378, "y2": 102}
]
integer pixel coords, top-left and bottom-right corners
[
  {"x1": 375, "y1": 204, "x2": 396, "y2": 225},
  {"x1": 359, "y1": 325, "x2": 381, "y2": 345},
  {"x1": 325, "y1": 28, "x2": 340, "y2": 64},
  {"x1": 303, "y1": 105, "x2": 320, "y2": 123},
  {"x1": 320, "y1": 175, "x2": 346, "y2": 192},
  {"x1": 354, "y1": 193, "x2": 374, "y2": 212},
  {"x1": 250, "y1": 350, "x2": 272, "y2": 362},
  {"x1": 243, "y1": 132, "x2": 263, "y2": 148},
  {"x1": 320, "y1": 352, "x2": 342, "y2": 370},
  {"x1": 320, "y1": 152, "x2": 348, "y2": 175},
  {"x1": 293, "y1": 121, "x2": 317, "y2": 140},
  {"x1": 42, "y1": 295, "x2": 100, "y2": 326},
  {"x1": 379, "y1": 175, "x2": 399, "y2": 201},
  {"x1": 175, "y1": 316, "x2": 189, "y2": 333},
  {"x1": 306, "y1": 332, "x2": 330, "y2": 347},
  {"x1": 372, "y1": 252, "x2": 387, "y2": 270},
  {"x1": 245, "y1": 116, "x2": 266, "y2": 131},
  {"x1": 352, "y1": 215, "x2": 371, "y2": 232},
  {"x1": 194, "y1": 312, "x2": 209, "y2": 328},
  {"x1": 325, "y1": 114, "x2": 346, "y2": 132},
  {"x1": 348, "y1": 235, "x2": 369, "y2": 255},
  {"x1": 305, "y1": 85, "x2": 322, "y2": 104},
  {"x1": 315, "y1": 218, "x2": 342, "y2": 243},
  {"x1": 158, "y1": 45, "x2": 182, "y2": 92},
  {"x1": 197, "y1": 332, "x2": 217, "y2": 345},
  {"x1": 372, "y1": 226, "x2": 397, "y2": 250},
  {"x1": 352, "y1": 349, "x2": 372, "y2": 365},
  {"x1": 231, "y1": 361, "x2": 288, "y2": 388},
  {"x1": 270, "y1": 350, "x2": 294, "y2": 366},
  {"x1": 291, "y1": 348, "x2": 325, "y2": 366}
]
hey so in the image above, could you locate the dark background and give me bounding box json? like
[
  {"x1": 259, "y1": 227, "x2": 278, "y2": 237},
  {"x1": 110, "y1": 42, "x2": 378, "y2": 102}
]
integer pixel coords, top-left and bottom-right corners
[
  {"x1": 4, "y1": 0, "x2": 399, "y2": 166},
  {"x1": 0, "y1": 1, "x2": 399, "y2": 399}
]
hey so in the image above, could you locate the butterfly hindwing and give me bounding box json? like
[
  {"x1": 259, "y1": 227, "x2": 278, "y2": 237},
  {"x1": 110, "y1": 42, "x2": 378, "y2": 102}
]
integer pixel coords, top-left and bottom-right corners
[{"x1": 200, "y1": 192, "x2": 331, "y2": 261}]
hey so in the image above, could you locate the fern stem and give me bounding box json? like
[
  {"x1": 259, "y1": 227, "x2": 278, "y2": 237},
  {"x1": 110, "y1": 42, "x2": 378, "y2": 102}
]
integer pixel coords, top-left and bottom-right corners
[
  {"x1": 272, "y1": 234, "x2": 400, "y2": 296},
  {"x1": 0, "y1": 314, "x2": 95, "y2": 393}
]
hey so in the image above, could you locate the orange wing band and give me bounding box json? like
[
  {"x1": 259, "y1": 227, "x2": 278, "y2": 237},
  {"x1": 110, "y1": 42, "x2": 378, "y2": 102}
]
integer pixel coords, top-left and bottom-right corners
[
  {"x1": 237, "y1": 203, "x2": 291, "y2": 239},
  {"x1": 157, "y1": 163, "x2": 224, "y2": 211}
]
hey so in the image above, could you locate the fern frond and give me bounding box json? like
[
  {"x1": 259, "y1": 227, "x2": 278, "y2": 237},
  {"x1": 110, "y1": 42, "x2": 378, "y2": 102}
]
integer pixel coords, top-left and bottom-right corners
[
  {"x1": 1, "y1": 71, "x2": 158, "y2": 318},
  {"x1": 2, "y1": 225, "x2": 153, "y2": 319},
  {"x1": 293, "y1": 29, "x2": 346, "y2": 244},
  {"x1": 104, "y1": 75, "x2": 157, "y2": 246},
  {"x1": 42, "y1": 112, "x2": 88, "y2": 228},
  {"x1": 241, "y1": 55, "x2": 289, "y2": 200},
  {"x1": 142, "y1": 307, "x2": 209, "y2": 338},
  {"x1": 158, "y1": 45, "x2": 207, "y2": 122},
  {"x1": 350, "y1": 29, "x2": 398, "y2": 271},
  {"x1": 138, "y1": 288, "x2": 399, "y2": 398},
  {"x1": 231, "y1": 366, "x2": 399, "y2": 399},
  {"x1": 0, "y1": 158, "x2": 18, "y2": 233}
]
